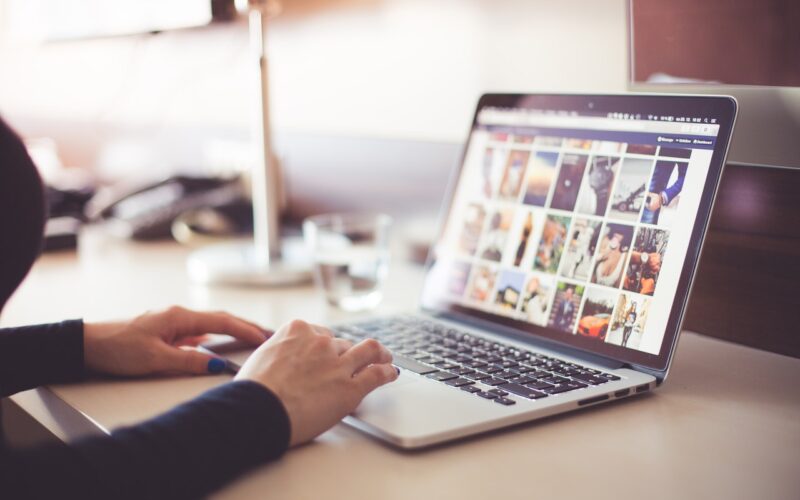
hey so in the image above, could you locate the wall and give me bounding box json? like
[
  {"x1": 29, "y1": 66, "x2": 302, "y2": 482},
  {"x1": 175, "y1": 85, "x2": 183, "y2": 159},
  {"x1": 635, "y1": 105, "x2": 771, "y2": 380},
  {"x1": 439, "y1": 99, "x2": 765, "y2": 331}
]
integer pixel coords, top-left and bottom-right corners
[{"x1": 0, "y1": 0, "x2": 629, "y2": 170}]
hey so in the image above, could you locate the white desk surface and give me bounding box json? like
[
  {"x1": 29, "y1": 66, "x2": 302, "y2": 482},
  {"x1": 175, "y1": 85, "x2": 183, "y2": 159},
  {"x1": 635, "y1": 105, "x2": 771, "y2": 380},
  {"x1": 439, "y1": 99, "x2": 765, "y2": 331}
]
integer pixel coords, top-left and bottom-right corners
[{"x1": 3, "y1": 234, "x2": 800, "y2": 500}]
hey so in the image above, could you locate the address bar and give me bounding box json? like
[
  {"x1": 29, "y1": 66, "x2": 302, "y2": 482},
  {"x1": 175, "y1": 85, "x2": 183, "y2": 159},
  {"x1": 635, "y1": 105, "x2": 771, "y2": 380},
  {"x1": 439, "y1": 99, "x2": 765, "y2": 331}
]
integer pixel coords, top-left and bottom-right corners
[{"x1": 478, "y1": 109, "x2": 647, "y2": 131}]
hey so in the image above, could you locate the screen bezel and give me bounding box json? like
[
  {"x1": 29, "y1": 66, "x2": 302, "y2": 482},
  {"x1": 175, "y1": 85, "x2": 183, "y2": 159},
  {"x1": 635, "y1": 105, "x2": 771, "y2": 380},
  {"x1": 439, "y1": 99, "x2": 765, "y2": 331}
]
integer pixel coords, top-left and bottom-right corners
[{"x1": 420, "y1": 93, "x2": 737, "y2": 374}]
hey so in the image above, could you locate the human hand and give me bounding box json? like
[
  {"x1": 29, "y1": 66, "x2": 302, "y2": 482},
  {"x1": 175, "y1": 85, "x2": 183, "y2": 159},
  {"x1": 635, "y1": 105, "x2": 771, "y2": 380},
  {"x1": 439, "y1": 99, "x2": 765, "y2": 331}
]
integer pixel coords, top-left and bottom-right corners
[
  {"x1": 84, "y1": 306, "x2": 268, "y2": 377},
  {"x1": 646, "y1": 192, "x2": 662, "y2": 211},
  {"x1": 235, "y1": 319, "x2": 398, "y2": 447}
]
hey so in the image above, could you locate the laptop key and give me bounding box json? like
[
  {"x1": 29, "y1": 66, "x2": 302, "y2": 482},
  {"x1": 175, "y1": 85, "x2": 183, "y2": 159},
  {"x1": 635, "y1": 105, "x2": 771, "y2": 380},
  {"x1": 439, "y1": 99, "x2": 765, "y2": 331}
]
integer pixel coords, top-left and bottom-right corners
[
  {"x1": 543, "y1": 382, "x2": 587, "y2": 395},
  {"x1": 433, "y1": 361, "x2": 460, "y2": 370},
  {"x1": 453, "y1": 367, "x2": 475, "y2": 376},
  {"x1": 499, "y1": 383, "x2": 548, "y2": 400},
  {"x1": 445, "y1": 378, "x2": 475, "y2": 387},
  {"x1": 493, "y1": 397, "x2": 516, "y2": 406},
  {"x1": 488, "y1": 388, "x2": 508, "y2": 397},
  {"x1": 571, "y1": 373, "x2": 607, "y2": 385},
  {"x1": 464, "y1": 372, "x2": 491, "y2": 381},
  {"x1": 525, "y1": 381, "x2": 555, "y2": 391},
  {"x1": 427, "y1": 371, "x2": 459, "y2": 382},
  {"x1": 507, "y1": 375, "x2": 535, "y2": 385},
  {"x1": 498, "y1": 371, "x2": 520, "y2": 381},
  {"x1": 392, "y1": 354, "x2": 439, "y2": 375},
  {"x1": 542, "y1": 376, "x2": 570, "y2": 385},
  {"x1": 466, "y1": 360, "x2": 488, "y2": 369},
  {"x1": 460, "y1": 385, "x2": 482, "y2": 394},
  {"x1": 476, "y1": 391, "x2": 497, "y2": 400},
  {"x1": 482, "y1": 378, "x2": 507, "y2": 386}
]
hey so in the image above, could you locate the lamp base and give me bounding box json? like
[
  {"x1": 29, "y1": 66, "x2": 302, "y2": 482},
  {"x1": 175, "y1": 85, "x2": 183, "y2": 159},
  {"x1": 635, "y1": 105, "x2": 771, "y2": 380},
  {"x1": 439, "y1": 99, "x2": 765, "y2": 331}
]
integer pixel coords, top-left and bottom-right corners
[{"x1": 186, "y1": 237, "x2": 312, "y2": 286}]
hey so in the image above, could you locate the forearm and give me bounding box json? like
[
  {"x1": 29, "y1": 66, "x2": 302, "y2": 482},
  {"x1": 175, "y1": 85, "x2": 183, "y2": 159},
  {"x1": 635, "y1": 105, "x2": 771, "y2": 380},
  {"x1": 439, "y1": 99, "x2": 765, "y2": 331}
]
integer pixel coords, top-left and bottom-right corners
[
  {"x1": 0, "y1": 320, "x2": 85, "y2": 397},
  {"x1": 1, "y1": 380, "x2": 291, "y2": 499}
]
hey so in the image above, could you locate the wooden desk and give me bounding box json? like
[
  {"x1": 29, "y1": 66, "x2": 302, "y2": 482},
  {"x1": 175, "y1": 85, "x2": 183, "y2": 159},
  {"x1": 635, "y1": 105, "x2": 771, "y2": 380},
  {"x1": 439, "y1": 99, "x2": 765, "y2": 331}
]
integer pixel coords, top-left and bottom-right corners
[{"x1": 3, "y1": 234, "x2": 799, "y2": 500}]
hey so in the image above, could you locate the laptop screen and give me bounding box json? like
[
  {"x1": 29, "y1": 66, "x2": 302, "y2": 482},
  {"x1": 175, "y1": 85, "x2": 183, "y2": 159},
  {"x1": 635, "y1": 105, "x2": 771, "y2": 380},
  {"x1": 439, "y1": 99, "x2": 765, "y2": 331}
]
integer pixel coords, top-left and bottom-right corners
[{"x1": 422, "y1": 94, "x2": 736, "y2": 372}]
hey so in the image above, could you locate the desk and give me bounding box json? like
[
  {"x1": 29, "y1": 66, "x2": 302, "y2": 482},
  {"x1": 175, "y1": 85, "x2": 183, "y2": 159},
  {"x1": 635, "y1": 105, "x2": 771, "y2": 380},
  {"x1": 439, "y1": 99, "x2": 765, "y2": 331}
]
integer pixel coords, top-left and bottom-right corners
[{"x1": 3, "y1": 233, "x2": 800, "y2": 500}]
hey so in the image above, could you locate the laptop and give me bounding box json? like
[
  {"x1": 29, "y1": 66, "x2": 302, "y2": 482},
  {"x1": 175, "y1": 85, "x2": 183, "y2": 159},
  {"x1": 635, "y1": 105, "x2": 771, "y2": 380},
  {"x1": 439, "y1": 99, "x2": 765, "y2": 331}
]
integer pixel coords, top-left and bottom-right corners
[{"x1": 217, "y1": 93, "x2": 737, "y2": 449}]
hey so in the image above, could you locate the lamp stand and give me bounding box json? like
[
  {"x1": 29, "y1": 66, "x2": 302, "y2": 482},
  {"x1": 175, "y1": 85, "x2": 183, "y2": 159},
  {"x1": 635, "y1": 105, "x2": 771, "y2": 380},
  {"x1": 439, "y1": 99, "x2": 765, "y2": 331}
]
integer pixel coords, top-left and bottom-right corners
[{"x1": 186, "y1": 0, "x2": 311, "y2": 286}]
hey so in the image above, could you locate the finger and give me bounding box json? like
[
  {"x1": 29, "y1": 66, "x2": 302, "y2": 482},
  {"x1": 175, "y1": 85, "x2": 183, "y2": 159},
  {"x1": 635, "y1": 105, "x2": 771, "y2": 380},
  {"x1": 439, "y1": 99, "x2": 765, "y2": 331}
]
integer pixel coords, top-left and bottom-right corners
[
  {"x1": 174, "y1": 333, "x2": 212, "y2": 347},
  {"x1": 332, "y1": 337, "x2": 353, "y2": 355},
  {"x1": 309, "y1": 323, "x2": 335, "y2": 338},
  {"x1": 352, "y1": 363, "x2": 399, "y2": 396},
  {"x1": 169, "y1": 308, "x2": 267, "y2": 345},
  {"x1": 340, "y1": 338, "x2": 392, "y2": 373},
  {"x1": 156, "y1": 345, "x2": 228, "y2": 375},
  {"x1": 212, "y1": 311, "x2": 272, "y2": 338}
]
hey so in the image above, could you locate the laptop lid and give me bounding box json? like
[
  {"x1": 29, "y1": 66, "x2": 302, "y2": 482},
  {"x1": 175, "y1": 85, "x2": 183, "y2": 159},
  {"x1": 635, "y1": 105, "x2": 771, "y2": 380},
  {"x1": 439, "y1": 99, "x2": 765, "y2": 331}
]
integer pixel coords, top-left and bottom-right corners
[{"x1": 420, "y1": 93, "x2": 737, "y2": 377}]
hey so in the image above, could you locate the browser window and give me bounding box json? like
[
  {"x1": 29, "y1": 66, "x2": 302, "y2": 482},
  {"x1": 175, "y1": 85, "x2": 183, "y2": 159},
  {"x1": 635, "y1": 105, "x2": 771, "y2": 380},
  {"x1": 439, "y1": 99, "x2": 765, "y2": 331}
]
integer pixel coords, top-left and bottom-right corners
[{"x1": 425, "y1": 106, "x2": 721, "y2": 355}]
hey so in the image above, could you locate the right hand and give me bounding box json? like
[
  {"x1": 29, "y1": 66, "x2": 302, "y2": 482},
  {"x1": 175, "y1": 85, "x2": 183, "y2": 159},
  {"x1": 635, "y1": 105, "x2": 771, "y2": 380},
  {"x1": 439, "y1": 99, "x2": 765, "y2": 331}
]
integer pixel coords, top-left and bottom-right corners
[{"x1": 235, "y1": 319, "x2": 398, "y2": 447}]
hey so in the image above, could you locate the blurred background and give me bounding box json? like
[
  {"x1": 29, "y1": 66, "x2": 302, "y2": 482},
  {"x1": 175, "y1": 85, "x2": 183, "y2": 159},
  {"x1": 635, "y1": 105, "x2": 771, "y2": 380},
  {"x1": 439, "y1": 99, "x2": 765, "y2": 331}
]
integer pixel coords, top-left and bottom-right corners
[{"x1": 0, "y1": 0, "x2": 629, "y2": 216}]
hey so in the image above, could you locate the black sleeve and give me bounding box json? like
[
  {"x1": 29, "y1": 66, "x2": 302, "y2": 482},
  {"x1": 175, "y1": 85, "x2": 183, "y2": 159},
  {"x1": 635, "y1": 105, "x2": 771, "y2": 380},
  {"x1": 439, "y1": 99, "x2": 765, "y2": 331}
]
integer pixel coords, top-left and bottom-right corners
[
  {"x1": 0, "y1": 320, "x2": 85, "y2": 397},
  {"x1": 1, "y1": 380, "x2": 291, "y2": 499}
]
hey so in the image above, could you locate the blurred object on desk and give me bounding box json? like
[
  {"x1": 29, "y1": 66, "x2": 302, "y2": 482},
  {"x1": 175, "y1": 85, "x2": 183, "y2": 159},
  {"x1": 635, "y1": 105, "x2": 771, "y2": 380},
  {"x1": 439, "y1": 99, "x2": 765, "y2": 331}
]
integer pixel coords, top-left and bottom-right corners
[{"x1": 84, "y1": 174, "x2": 248, "y2": 240}]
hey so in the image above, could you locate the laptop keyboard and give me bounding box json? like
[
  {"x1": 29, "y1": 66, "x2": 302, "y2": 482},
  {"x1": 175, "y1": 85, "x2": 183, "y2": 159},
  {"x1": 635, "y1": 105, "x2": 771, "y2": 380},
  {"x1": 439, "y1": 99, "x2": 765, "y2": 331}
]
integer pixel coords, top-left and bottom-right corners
[{"x1": 334, "y1": 316, "x2": 621, "y2": 406}]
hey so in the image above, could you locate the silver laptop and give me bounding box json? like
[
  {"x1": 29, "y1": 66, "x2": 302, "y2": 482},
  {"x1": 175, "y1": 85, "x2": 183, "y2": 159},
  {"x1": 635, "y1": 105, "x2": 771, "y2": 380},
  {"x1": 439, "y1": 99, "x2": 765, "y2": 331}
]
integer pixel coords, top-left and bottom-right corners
[{"x1": 219, "y1": 93, "x2": 737, "y2": 449}]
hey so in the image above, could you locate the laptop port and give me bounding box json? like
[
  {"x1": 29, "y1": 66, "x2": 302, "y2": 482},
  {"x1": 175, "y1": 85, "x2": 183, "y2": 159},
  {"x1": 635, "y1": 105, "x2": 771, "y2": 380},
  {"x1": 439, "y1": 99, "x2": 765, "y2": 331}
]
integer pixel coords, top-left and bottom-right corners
[
  {"x1": 635, "y1": 384, "x2": 650, "y2": 393},
  {"x1": 578, "y1": 395, "x2": 609, "y2": 406},
  {"x1": 614, "y1": 389, "x2": 630, "y2": 398}
]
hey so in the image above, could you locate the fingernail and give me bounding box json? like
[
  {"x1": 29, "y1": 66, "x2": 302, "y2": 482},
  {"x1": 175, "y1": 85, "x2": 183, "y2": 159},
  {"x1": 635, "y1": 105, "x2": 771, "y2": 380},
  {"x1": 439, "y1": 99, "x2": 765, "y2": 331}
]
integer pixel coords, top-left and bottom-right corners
[{"x1": 207, "y1": 357, "x2": 226, "y2": 374}]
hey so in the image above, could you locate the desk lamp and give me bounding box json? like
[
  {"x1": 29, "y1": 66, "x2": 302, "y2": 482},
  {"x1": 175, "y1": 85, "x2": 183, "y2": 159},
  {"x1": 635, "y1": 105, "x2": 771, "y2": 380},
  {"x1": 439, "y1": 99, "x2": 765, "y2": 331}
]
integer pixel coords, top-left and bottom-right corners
[{"x1": 187, "y1": 0, "x2": 312, "y2": 285}]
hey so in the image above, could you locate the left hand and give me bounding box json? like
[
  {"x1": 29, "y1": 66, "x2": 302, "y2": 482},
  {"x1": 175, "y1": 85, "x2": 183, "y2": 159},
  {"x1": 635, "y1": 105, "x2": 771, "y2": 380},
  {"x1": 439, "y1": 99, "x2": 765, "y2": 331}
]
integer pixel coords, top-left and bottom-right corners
[{"x1": 83, "y1": 306, "x2": 269, "y2": 377}]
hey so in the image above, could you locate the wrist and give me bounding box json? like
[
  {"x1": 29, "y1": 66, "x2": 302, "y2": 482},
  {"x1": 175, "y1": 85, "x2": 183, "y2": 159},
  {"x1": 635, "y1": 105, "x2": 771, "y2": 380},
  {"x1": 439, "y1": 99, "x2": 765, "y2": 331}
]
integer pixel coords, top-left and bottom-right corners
[{"x1": 83, "y1": 321, "x2": 120, "y2": 373}]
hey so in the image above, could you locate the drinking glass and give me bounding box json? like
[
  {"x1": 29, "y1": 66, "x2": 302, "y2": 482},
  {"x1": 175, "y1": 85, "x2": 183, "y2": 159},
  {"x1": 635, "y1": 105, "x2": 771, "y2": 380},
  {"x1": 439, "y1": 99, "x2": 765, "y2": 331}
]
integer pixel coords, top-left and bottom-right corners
[{"x1": 303, "y1": 213, "x2": 392, "y2": 311}]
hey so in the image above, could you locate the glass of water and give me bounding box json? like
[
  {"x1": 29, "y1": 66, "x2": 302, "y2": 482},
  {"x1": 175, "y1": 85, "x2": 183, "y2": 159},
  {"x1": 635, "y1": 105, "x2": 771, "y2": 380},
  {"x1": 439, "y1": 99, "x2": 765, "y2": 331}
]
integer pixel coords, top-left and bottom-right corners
[{"x1": 303, "y1": 213, "x2": 392, "y2": 311}]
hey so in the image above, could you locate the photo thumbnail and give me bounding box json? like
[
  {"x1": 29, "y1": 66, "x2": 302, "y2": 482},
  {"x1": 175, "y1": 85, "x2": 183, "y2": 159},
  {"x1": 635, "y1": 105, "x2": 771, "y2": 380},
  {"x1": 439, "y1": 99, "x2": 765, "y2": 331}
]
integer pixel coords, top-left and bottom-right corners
[
  {"x1": 659, "y1": 147, "x2": 692, "y2": 159},
  {"x1": 510, "y1": 209, "x2": 541, "y2": 267},
  {"x1": 522, "y1": 274, "x2": 554, "y2": 326},
  {"x1": 498, "y1": 150, "x2": 530, "y2": 201},
  {"x1": 445, "y1": 261, "x2": 472, "y2": 298},
  {"x1": 565, "y1": 138, "x2": 593, "y2": 150},
  {"x1": 606, "y1": 293, "x2": 651, "y2": 349},
  {"x1": 478, "y1": 208, "x2": 514, "y2": 262},
  {"x1": 522, "y1": 151, "x2": 559, "y2": 206},
  {"x1": 512, "y1": 134, "x2": 534, "y2": 144},
  {"x1": 591, "y1": 223, "x2": 634, "y2": 288},
  {"x1": 641, "y1": 160, "x2": 687, "y2": 226},
  {"x1": 467, "y1": 265, "x2": 497, "y2": 304},
  {"x1": 608, "y1": 158, "x2": 653, "y2": 222},
  {"x1": 576, "y1": 155, "x2": 621, "y2": 216},
  {"x1": 626, "y1": 143, "x2": 657, "y2": 156},
  {"x1": 593, "y1": 141, "x2": 626, "y2": 154},
  {"x1": 534, "y1": 136, "x2": 563, "y2": 148},
  {"x1": 559, "y1": 217, "x2": 601, "y2": 281},
  {"x1": 549, "y1": 153, "x2": 588, "y2": 211},
  {"x1": 548, "y1": 282, "x2": 585, "y2": 333},
  {"x1": 495, "y1": 270, "x2": 526, "y2": 310},
  {"x1": 623, "y1": 227, "x2": 669, "y2": 296},
  {"x1": 489, "y1": 132, "x2": 509, "y2": 143},
  {"x1": 576, "y1": 287, "x2": 617, "y2": 341},
  {"x1": 534, "y1": 214, "x2": 571, "y2": 274},
  {"x1": 479, "y1": 147, "x2": 505, "y2": 199},
  {"x1": 457, "y1": 203, "x2": 486, "y2": 255}
]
